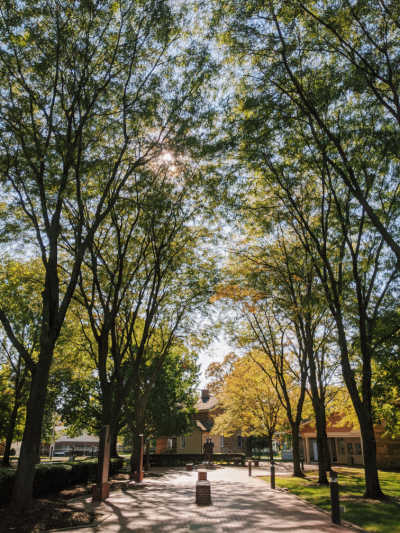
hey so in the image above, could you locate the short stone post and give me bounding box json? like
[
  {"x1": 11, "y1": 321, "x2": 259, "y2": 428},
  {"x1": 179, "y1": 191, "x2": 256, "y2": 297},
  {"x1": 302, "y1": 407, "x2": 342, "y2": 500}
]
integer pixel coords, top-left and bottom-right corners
[
  {"x1": 248, "y1": 460, "x2": 252, "y2": 477},
  {"x1": 270, "y1": 460, "x2": 275, "y2": 489},
  {"x1": 93, "y1": 425, "x2": 111, "y2": 501},
  {"x1": 196, "y1": 470, "x2": 211, "y2": 505},
  {"x1": 329, "y1": 470, "x2": 341, "y2": 525},
  {"x1": 198, "y1": 469, "x2": 207, "y2": 481}
]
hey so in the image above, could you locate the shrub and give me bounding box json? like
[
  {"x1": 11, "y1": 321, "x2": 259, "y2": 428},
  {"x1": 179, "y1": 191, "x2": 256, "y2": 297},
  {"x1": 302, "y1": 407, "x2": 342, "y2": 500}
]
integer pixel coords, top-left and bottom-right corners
[
  {"x1": 0, "y1": 467, "x2": 15, "y2": 505},
  {"x1": 33, "y1": 463, "x2": 73, "y2": 496},
  {"x1": 110, "y1": 457, "x2": 124, "y2": 475},
  {"x1": 0, "y1": 458, "x2": 125, "y2": 504}
]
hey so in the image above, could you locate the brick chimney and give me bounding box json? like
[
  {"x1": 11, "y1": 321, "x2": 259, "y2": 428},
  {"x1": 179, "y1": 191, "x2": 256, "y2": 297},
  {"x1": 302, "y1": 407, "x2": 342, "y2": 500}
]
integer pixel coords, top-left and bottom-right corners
[{"x1": 201, "y1": 389, "x2": 210, "y2": 402}]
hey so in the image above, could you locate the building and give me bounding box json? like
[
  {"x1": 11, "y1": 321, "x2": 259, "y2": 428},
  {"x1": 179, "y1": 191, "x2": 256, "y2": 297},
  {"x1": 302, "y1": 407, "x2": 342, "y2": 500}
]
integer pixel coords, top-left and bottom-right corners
[
  {"x1": 300, "y1": 414, "x2": 400, "y2": 468},
  {"x1": 52, "y1": 434, "x2": 99, "y2": 456},
  {"x1": 155, "y1": 389, "x2": 247, "y2": 455}
]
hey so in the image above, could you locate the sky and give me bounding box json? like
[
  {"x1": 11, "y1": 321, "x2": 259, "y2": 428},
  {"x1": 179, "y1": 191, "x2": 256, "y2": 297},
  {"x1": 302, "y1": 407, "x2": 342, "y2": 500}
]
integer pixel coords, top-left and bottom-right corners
[{"x1": 198, "y1": 333, "x2": 236, "y2": 388}]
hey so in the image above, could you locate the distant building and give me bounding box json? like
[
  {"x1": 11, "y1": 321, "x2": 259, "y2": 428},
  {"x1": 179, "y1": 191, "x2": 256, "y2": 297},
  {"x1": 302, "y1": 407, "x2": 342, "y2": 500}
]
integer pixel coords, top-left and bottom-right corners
[
  {"x1": 52, "y1": 433, "x2": 99, "y2": 456},
  {"x1": 155, "y1": 389, "x2": 247, "y2": 455},
  {"x1": 300, "y1": 414, "x2": 400, "y2": 468}
]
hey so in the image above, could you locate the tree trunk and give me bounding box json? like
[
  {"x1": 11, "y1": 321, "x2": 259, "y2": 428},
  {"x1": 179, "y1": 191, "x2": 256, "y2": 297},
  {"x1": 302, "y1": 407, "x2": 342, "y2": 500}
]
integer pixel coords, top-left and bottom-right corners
[
  {"x1": 144, "y1": 440, "x2": 150, "y2": 471},
  {"x1": 2, "y1": 399, "x2": 20, "y2": 466},
  {"x1": 359, "y1": 410, "x2": 384, "y2": 498},
  {"x1": 130, "y1": 412, "x2": 145, "y2": 479},
  {"x1": 98, "y1": 385, "x2": 113, "y2": 482},
  {"x1": 291, "y1": 425, "x2": 304, "y2": 477},
  {"x1": 314, "y1": 404, "x2": 330, "y2": 484},
  {"x1": 110, "y1": 430, "x2": 119, "y2": 458},
  {"x1": 308, "y1": 368, "x2": 330, "y2": 483},
  {"x1": 11, "y1": 356, "x2": 52, "y2": 510},
  {"x1": 268, "y1": 434, "x2": 274, "y2": 463},
  {"x1": 336, "y1": 317, "x2": 384, "y2": 498}
]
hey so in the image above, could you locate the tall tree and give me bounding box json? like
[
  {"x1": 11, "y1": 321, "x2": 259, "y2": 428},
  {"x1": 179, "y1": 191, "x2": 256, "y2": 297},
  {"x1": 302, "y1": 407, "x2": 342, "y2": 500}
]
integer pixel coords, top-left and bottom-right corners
[
  {"x1": 211, "y1": 353, "x2": 284, "y2": 462},
  {"x1": 0, "y1": 0, "x2": 213, "y2": 509}
]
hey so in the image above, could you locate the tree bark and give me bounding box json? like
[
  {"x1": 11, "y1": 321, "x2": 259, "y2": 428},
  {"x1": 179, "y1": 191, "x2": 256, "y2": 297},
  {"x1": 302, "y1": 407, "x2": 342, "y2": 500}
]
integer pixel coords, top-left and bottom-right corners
[
  {"x1": 145, "y1": 440, "x2": 150, "y2": 471},
  {"x1": 313, "y1": 402, "x2": 330, "y2": 484},
  {"x1": 336, "y1": 318, "x2": 384, "y2": 498},
  {"x1": 2, "y1": 399, "x2": 20, "y2": 466},
  {"x1": 308, "y1": 351, "x2": 330, "y2": 484},
  {"x1": 130, "y1": 408, "x2": 145, "y2": 479},
  {"x1": 291, "y1": 424, "x2": 304, "y2": 477},
  {"x1": 361, "y1": 417, "x2": 382, "y2": 499},
  {"x1": 110, "y1": 431, "x2": 119, "y2": 458},
  {"x1": 268, "y1": 434, "x2": 274, "y2": 463},
  {"x1": 11, "y1": 355, "x2": 52, "y2": 510}
]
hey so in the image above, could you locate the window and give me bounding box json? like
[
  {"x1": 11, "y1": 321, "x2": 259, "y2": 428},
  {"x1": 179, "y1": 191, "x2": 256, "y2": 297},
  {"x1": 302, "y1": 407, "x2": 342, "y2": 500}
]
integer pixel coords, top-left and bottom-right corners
[
  {"x1": 237, "y1": 436, "x2": 243, "y2": 449},
  {"x1": 167, "y1": 438, "x2": 173, "y2": 449},
  {"x1": 338, "y1": 438, "x2": 345, "y2": 455},
  {"x1": 355, "y1": 442, "x2": 362, "y2": 455},
  {"x1": 181, "y1": 436, "x2": 186, "y2": 448},
  {"x1": 220, "y1": 436, "x2": 224, "y2": 449},
  {"x1": 347, "y1": 442, "x2": 353, "y2": 454}
]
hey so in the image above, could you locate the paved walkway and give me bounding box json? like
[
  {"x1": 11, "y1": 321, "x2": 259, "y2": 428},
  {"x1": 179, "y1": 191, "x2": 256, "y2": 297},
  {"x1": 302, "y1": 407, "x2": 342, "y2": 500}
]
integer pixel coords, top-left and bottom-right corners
[{"x1": 60, "y1": 466, "x2": 355, "y2": 533}]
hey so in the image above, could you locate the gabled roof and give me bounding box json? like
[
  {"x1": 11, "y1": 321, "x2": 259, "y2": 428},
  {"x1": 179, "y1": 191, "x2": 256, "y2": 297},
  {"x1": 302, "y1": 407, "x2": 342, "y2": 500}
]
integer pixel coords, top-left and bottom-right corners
[{"x1": 195, "y1": 392, "x2": 218, "y2": 412}]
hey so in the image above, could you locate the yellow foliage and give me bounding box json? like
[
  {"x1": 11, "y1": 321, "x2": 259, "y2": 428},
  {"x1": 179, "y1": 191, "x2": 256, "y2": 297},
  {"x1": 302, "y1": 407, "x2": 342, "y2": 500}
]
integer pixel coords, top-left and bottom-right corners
[{"x1": 211, "y1": 353, "x2": 286, "y2": 438}]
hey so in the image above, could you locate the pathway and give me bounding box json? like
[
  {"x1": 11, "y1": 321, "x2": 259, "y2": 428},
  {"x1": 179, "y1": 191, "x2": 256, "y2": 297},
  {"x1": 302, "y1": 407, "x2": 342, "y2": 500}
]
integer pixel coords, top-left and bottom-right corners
[{"x1": 58, "y1": 466, "x2": 355, "y2": 533}]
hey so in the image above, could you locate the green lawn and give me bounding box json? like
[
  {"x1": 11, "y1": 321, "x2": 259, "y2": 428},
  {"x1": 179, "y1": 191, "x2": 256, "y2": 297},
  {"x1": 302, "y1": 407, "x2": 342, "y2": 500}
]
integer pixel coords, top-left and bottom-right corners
[{"x1": 261, "y1": 468, "x2": 400, "y2": 533}]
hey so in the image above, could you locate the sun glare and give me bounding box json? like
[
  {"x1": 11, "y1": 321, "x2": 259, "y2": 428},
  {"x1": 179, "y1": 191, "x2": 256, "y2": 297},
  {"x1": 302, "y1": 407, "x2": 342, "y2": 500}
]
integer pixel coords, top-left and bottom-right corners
[{"x1": 160, "y1": 151, "x2": 175, "y2": 164}]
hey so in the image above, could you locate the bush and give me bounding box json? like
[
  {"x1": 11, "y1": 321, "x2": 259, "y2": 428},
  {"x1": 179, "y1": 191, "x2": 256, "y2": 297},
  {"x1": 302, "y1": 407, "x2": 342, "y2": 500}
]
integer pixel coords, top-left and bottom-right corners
[
  {"x1": 0, "y1": 458, "x2": 125, "y2": 504},
  {"x1": 0, "y1": 467, "x2": 15, "y2": 505},
  {"x1": 110, "y1": 457, "x2": 124, "y2": 475},
  {"x1": 33, "y1": 463, "x2": 73, "y2": 496}
]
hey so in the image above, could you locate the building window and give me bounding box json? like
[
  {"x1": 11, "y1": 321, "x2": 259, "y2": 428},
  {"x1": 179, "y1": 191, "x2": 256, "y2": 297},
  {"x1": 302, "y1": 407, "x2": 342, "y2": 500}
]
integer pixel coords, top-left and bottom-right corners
[
  {"x1": 338, "y1": 438, "x2": 345, "y2": 455},
  {"x1": 237, "y1": 436, "x2": 243, "y2": 449},
  {"x1": 181, "y1": 436, "x2": 186, "y2": 448},
  {"x1": 355, "y1": 442, "x2": 362, "y2": 455},
  {"x1": 167, "y1": 438, "x2": 173, "y2": 449},
  {"x1": 347, "y1": 442, "x2": 353, "y2": 454},
  {"x1": 220, "y1": 436, "x2": 224, "y2": 449}
]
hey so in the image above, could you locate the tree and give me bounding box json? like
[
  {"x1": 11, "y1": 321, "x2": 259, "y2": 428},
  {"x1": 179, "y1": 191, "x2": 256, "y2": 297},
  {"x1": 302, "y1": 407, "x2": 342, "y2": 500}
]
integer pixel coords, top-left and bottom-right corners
[
  {"x1": 123, "y1": 345, "x2": 199, "y2": 459},
  {"x1": 211, "y1": 0, "x2": 400, "y2": 497},
  {"x1": 214, "y1": 282, "x2": 308, "y2": 476},
  {"x1": 237, "y1": 232, "x2": 337, "y2": 484},
  {"x1": 0, "y1": 0, "x2": 213, "y2": 509},
  {"x1": 0, "y1": 258, "x2": 42, "y2": 465},
  {"x1": 211, "y1": 353, "x2": 284, "y2": 462},
  {"x1": 214, "y1": 0, "x2": 400, "y2": 263}
]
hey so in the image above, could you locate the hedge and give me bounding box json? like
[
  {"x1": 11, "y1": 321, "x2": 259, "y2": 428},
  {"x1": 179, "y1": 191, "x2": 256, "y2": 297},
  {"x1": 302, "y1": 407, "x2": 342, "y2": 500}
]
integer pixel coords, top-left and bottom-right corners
[
  {"x1": 149, "y1": 453, "x2": 245, "y2": 467},
  {"x1": 0, "y1": 457, "x2": 124, "y2": 505}
]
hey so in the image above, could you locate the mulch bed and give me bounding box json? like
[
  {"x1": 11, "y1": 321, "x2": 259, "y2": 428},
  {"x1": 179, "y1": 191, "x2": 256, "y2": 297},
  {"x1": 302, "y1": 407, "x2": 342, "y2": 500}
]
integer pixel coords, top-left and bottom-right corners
[
  {"x1": 0, "y1": 474, "x2": 132, "y2": 533},
  {"x1": 0, "y1": 498, "x2": 95, "y2": 533}
]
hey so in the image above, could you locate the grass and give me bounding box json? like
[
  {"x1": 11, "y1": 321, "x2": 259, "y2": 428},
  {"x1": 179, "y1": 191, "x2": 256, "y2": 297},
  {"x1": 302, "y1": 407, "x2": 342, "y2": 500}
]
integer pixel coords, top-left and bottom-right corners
[{"x1": 261, "y1": 468, "x2": 400, "y2": 533}]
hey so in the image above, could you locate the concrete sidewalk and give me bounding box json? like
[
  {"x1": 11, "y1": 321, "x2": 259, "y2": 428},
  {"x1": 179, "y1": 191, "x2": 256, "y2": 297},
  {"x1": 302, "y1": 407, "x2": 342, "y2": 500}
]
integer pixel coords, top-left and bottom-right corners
[{"x1": 58, "y1": 466, "x2": 355, "y2": 533}]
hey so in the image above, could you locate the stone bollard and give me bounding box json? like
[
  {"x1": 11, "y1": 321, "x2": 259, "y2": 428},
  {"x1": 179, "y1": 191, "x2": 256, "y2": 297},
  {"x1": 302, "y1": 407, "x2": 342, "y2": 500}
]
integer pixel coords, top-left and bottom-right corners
[
  {"x1": 196, "y1": 480, "x2": 211, "y2": 505},
  {"x1": 198, "y1": 469, "x2": 207, "y2": 481},
  {"x1": 270, "y1": 461, "x2": 275, "y2": 489},
  {"x1": 329, "y1": 470, "x2": 341, "y2": 525},
  {"x1": 248, "y1": 460, "x2": 252, "y2": 477}
]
